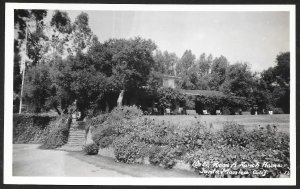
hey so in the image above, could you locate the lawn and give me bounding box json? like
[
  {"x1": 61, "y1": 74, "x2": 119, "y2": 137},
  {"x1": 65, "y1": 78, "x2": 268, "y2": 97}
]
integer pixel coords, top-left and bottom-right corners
[{"x1": 146, "y1": 114, "x2": 290, "y2": 133}]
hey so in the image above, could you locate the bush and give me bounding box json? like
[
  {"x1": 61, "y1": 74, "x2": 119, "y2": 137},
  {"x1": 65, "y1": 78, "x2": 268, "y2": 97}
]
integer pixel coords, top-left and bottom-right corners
[
  {"x1": 86, "y1": 114, "x2": 109, "y2": 129},
  {"x1": 91, "y1": 106, "x2": 143, "y2": 147},
  {"x1": 272, "y1": 108, "x2": 285, "y2": 114},
  {"x1": 87, "y1": 107, "x2": 290, "y2": 177},
  {"x1": 40, "y1": 116, "x2": 72, "y2": 149},
  {"x1": 185, "y1": 122, "x2": 290, "y2": 178},
  {"x1": 13, "y1": 114, "x2": 57, "y2": 143},
  {"x1": 82, "y1": 143, "x2": 99, "y2": 155},
  {"x1": 110, "y1": 105, "x2": 143, "y2": 121},
  {"x1": 148, "y1": 146, "x2": 181, "y2": 169},
  {"x1": 113, "y1": 134, "x2": 148, "y2": 163}
]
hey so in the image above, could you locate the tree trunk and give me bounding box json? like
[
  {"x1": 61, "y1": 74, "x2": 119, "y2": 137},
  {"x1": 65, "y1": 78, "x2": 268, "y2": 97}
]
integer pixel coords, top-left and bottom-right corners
[
  {"x1": 54, "y1": 106, "x2": 61, "y2": 115},
  {"x1": 117, "y1": 90, "x2": 125, "y2": 107}
]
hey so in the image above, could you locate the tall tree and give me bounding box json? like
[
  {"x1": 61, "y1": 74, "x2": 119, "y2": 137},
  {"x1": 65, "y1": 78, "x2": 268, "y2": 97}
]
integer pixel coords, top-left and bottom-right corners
[
  {"x1": 176, "y1": 50, "x2": 196, "y2": 89},
  {"x1": 70, "y1": 12, "x2": 94, "y2": 54},
  {"x1": 176, "y1": 50, "x2": 195, "y2": 75},
  {"x1": 153, "y1": 50, "x2": 178, "y2": 75},
  {"x1": 14, "y1": 9, "x2": 48, "y2": 113},
  {"x1": 209, "y1": 55, "x2": 229, "y2": 90}
]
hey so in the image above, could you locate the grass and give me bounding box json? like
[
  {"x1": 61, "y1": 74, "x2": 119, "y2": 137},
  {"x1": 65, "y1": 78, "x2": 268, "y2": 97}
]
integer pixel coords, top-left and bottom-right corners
[{"x1": 146, "y1": 114, "x2": 290, "y2": 133}]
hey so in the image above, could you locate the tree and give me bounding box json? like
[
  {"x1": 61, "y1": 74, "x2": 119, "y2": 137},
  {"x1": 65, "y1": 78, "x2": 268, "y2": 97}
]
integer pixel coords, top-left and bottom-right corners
[
  {"x1": 197, "y1": 53, "x2": 213, "y2": 76},
  {"x1": 70, "y1": 12, "x2": 94, "y2": 54},
  {"x1": 153, "y1": 50, "x2": 178, "y2": 75},
  {"x1": 100, "y1": 37, "x2": 157, "y2": 106},
  {"x1": 14, "y1": 9, "x2": 48, "y2": 113},
  {"x1": 176, "y1": 50, "x2": 197, "y2": 90},
  {"x1": 176, "y1": 49, "x2": 195, "y2": 75},
  {"x1": 23, "y1": 63, "x2": 52, "y2": 113},
  {"x1": 260, "y1": 52, "x2": 290, "y2": 113},
  {"x1": 55, "y1": 52, "x2": 108, "y2": 117},
  {"x1": 220, "y1": 62, "x2": 254, "y2": 97},
  {"x1": 209, "y1": 55, "x2": 229, "y2": 90}
]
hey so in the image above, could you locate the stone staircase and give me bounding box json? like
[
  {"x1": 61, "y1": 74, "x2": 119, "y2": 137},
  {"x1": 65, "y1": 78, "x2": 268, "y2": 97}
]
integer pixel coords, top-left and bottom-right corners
[{"x1": 58, "y1": 119, "x2": 86, "y2": 151}]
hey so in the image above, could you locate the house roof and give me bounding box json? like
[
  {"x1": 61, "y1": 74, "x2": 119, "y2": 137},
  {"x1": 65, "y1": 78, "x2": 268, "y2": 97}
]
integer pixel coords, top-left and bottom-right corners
[{"x1": 181, "y1": 89, "x2": 226, "y2": 97}]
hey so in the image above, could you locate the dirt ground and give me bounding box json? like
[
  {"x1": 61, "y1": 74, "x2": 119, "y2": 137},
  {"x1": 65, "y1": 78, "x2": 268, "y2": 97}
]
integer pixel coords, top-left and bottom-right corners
[
  {"x1": 13, "y1": 144, "x2": 198, "y2": 177},
  {"x1": 147, "y1": 114, "x2": 290, "y2": 133}
]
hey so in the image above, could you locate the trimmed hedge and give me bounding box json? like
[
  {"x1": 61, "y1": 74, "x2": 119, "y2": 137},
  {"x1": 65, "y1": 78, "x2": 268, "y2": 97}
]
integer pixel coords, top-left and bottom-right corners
[{"x1": 13, "y1": 114, "x2": 57, "y2": 143}]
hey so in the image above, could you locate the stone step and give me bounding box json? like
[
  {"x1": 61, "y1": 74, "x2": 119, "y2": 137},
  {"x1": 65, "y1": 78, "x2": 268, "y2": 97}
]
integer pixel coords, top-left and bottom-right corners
[
  {"x1": 67, "y1": 142, "x2": 84, "y2": 145},
  {"x1": 69, "y1": 129, "x2": 85, "y2": 132},
  {"x1": 69, "y1": 134, "x2": 85, "y2": 136},
  {"x1": 69, "y1": 132, "x2": 85, "y2": 135},
  {"x1": 69, "y1": 136, "x2": 85, "y2": 138},
  {"x1": 68, "y1": 136, "x2": 85, "y2": 139},
  {"x1": 68, "y1": 140, "x2": 85, "y2": 143},
  {"x1": 69, "y1": 131, "x2": 85, "y2": 133},
  {"x1": 68, "y1": 139, "x2": 85, "y2": 141},
  {"x1": 69, "y1": 135, "x2": 85, "y2": 138}
]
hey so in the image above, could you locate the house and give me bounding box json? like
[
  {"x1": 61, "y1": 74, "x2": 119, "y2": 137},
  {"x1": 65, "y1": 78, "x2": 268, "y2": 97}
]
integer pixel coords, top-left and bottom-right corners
[{"x1": 162, "y1": 75, "x2": 180, "y2": 89}]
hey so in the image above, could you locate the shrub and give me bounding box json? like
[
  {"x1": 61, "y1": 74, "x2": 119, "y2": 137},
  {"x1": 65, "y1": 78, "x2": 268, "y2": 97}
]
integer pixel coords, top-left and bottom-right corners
[
  {"x1": 82, "y1": 143, "x2": 99, "y2": 155},
  {"x1": 110, "y1": 105, "x2": 143, "y2": 121},
  {"x1": 272, "y1": 108, "x2": 285, "y2": 114},
  {"x1": 113, "y1": 134, "x2": 148, "y2": 163},
  {"x1": 157, "y1": 87, "x2": 185, "y2": 110},
  {"x1": 98, "y1": 136, "x2": 114, "y2": 149},
  {"x1": 87, "y1": 108, "x2": 290, "y2": 177},
  {"x1": 185, "y1": 122, "x2": 290, "y2": 178},
  {"x1": 13, "y1": 114, "x2": 57, "y2": 143},
  {"x1": 91, "y1": 106, "x2": 143, "y2": 147},
  {"x1": 86, "y1": 114, "x2": 109, "y2": 129},
  {"x1": 40, "y1": 116, "x2": 72, "y2": 149},
  {"x1": 149, "y1": 146, "x2": 183, "y2": 169}
]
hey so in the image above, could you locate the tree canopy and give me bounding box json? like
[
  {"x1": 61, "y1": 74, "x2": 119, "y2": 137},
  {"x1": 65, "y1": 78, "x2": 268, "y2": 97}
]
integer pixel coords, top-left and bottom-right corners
[{"x1": 14, "y1": 10, "x2": 290, "y2": 115}]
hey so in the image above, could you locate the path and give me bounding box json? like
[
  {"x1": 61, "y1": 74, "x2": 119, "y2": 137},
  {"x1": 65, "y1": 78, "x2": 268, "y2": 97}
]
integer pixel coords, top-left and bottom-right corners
[
  {"x1": 13, "y1": 144, "x2": 198, "y2": 177},
  {"x1": 13, "y1": 144, "x2": 130, "y2": 177}
]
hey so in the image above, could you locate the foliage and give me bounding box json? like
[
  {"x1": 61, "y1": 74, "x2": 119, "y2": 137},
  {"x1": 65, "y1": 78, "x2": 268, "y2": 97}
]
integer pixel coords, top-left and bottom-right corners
[
  {"x1": 24, "y1": 64, "x2": 53, "y2": 113},
  {"x1": 109, "y1": 105, "x2": 144, "y2": 121},
  {"x1": 113, "y1": 134, "x2": 148, "y2": 163},
  {"x1": 99, "y1": 37, "x2": 157, "y2": 93},
  {"x1": 220, "y1": 62, "x2": 254, "y2": 97},
  {"x1": 260, "y1": 52, "x2": 290, "y2": 113},
  {"x1": 209, "y1": 55, "x2": 229, "y2": 90},
  {"x1": 176, "y1": 49, "x2": 196, "y2": 76},
  {"x1": 91, "y1": 106, "x2": 143, "y2": 147},
  {"x1": 13, "y1": 114, "x2": 57, "y2": 143},
  {"x1": 82, "y1": 143, "x2": 99, "y2": 155},
  {"x1": 153, "y1": 50, "x2": 178, "y2": 75},
  {"x1": 157, "y1": 87, "x2": 185, "y2": 109},
  {"x1": 40, "y1": 116, "x2": 72, "y2": 149},
  {"x1": 271, "y1": 107, "x2": 285, "y2": 114},
  {"x1": 88, "y1": 109, "x2": 290, "y2": 177}
]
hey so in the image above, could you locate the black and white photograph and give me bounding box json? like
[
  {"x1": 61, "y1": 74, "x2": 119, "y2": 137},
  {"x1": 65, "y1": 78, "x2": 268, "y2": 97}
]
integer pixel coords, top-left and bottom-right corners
[{"x1": 4, "y1": 3, "x2": 296, "y2": 185}]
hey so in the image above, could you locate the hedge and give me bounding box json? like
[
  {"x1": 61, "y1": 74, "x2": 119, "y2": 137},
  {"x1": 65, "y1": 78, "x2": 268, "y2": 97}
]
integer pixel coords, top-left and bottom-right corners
[
  {"x1": 40, "y1": 115, "x2": 72, "y2": 149},
  {"x1": 88, "y1": 105, "x2": 290, "y2": 178},
  {"x1": 13, "y1": 114, "x2": 57, "y2": 143}
]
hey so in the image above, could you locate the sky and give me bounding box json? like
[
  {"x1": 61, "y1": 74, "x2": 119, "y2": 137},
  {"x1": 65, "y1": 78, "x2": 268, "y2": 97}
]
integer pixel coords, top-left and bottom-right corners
[{"x1": 47, "y1": 10, "x2": 289, "y2": 72}]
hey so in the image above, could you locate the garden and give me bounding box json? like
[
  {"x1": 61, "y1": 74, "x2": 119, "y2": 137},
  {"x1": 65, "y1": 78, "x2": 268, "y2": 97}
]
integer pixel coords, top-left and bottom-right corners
[{"x1": 82, "y1": 105, "x2": 290, "y2": 178}]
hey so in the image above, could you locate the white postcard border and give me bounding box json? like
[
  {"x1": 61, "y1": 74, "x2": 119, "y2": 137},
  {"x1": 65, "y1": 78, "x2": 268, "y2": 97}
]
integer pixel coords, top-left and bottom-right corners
[{"x1": 4, "y1": 3, "x2": 296, "y2": 185}]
